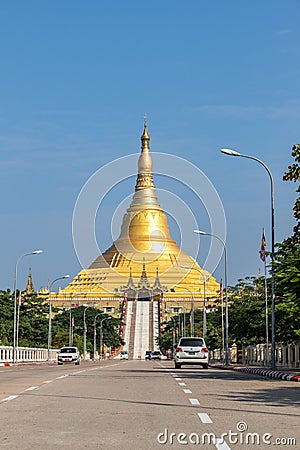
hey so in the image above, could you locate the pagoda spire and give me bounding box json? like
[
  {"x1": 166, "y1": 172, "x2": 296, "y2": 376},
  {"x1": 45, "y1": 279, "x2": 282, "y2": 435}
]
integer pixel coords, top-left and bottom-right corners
[
  {"x1": 135, "y1": 116, "x2": 155, "y2": 191},
  {"x1": 26, "y1": 267, "x2": 35, "y2": 294}
]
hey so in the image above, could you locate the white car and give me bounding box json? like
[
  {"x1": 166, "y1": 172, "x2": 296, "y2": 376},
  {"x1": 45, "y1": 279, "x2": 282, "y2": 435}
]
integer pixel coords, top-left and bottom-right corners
[
  {"x1": 174, "y1": 337, "x2": 209, "y2": 369},
  {"x1": 57, "y1": 346, "x2": 80, "y2": 365}
]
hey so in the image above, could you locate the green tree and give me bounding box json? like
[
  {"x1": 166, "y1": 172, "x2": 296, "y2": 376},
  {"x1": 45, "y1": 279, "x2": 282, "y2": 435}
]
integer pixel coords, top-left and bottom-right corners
[
  {"x1": 273, "y1": 144, "x2": 300, "y2": 342},
  {"x1": 0, "y1": 290, "x2": 14, "y2": 345}
]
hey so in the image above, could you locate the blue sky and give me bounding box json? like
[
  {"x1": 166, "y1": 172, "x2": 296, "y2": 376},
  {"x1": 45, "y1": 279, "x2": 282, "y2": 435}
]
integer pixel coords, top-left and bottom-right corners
[{"x1": 0, "y1": 1, "x2": 299, "y2": 290}]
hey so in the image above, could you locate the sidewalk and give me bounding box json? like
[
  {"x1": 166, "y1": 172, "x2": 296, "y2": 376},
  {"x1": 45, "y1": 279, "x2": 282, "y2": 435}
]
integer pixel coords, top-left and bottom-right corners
[{"x1": 210, "y1": 362, "x2": 300, "y2": 382}]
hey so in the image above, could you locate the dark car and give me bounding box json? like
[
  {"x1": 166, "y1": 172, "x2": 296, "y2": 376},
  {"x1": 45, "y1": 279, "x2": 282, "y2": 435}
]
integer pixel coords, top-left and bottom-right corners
[{"x1": 145, "y1": 351, "x2": 152, "y2": 360}]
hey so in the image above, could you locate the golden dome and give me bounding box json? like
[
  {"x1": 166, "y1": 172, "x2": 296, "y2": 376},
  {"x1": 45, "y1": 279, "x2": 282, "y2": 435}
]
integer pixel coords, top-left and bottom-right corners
[{"x1": 55, "y1": 122, "x2": 219, "y2": 304}]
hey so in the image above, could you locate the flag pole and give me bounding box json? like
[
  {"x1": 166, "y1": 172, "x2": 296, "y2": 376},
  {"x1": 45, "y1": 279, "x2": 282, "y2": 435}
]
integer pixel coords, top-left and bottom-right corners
[
  {"x1": 220, "y1": 279, "x2": 225, "y2": 364},
  {"x1": 16, "y1": 291, "x2": 22, "y2": 349},
  {"x1": 264, "y1": 256, "x2": 269, "y2": 367},
  {"x1": 260, "y1": 227, "x2": 269, "y2": 367}
]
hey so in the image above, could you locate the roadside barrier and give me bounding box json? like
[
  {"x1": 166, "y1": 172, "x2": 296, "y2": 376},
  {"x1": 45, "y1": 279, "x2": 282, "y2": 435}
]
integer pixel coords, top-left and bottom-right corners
[{"x1": 0, "y1": 345, "x2": 58, "y2": 363}]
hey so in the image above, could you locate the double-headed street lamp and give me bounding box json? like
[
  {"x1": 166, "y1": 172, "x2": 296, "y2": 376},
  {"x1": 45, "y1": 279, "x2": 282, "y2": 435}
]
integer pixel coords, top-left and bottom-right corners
[
  {"x1": 166, "y1": 313, "x2": 177, "y2": 355},
  {"x1": 221, "y1": 148, "x2": 276, "y2": 370},
  {"x1": 181, "y1": 266, "x2": 209, "y2": 338},
  {"x1": 175, "y1": 284, "x2": 193, "y2": 337},
  {"x1": 93, "y1": 313, "x2": 102, "y2": 359},
  {"x1": 99, "y1": 316, "x2": 112, "y2": 360},
  {"x1": 194, "y1": 230, "x2": 229, "y2": 365},
  {"x1": 47, "y1": 275, "x2": 70, "y2": 360},
  {"x1": 13, "y1": 250, "x2": 43, "y2": 362}
]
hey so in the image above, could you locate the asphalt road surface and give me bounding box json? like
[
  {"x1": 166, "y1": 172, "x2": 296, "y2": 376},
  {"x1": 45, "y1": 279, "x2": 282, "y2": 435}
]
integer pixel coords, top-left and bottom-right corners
[{"x1": 0, "y1": 360, "x2": 299, "y2": 449}]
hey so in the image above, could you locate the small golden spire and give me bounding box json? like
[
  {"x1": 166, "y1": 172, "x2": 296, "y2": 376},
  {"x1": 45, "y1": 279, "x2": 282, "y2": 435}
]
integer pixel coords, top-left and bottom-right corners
[
  {"x1": 141, "y1": 114, "x2": 150, "y2": 142},
  {"x1": 26, "y1": 267, "x2": 35, "y2": 294}
]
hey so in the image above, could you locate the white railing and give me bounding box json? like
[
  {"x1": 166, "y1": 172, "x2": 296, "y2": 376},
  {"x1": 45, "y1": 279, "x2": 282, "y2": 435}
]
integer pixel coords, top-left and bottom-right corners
[
  {"x1": 0, "y1": 346, "x2": 58, "y2": 363},
  {"x1": 210, "y1": 342, "x2": 300, "y2": 369}
]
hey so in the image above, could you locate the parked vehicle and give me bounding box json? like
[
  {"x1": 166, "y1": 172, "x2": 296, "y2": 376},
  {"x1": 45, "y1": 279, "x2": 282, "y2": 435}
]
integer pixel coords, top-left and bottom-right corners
[
  {"x1": 151, "y1": 351, "x2": 162, "y2": 360},
  {"x1": 120, "y1": 350, "x2": 128, "y2": 360},
  {"x1": 174, "y1": 337, "x2": 209, "y2": 369},
  {"x1": 145, "y1": 351, "x2": 152, "y2": 360},
  {"x1": 57, "y1": 346, "x2": 80, "y2": 365}
]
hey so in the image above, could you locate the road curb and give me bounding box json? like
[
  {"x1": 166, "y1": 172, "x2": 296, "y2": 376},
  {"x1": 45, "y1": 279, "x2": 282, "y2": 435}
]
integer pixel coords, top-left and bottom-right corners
[
  {"x1": 0, "y1": 363, "x2": 12, "y2": 367},
  {"x1": 210, "y1": 364, "x2": 300, "y2": 382},
  {"x1": 233, "y1": 366, "x2": 300, "y2": 382}
]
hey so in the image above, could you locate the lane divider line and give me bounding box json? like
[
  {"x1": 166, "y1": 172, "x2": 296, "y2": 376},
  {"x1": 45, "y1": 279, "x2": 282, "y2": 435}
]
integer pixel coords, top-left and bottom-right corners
[
  {"x1": 197, "y1": 412, "x2": 213, "y2": 424},
  {"x1": 214, "y1": 437, "x2": 231, "y2": 450},
  {"x1": 175, "y1": 378, "x2": 182, "y2": 381},
  {"x1": 189, "y1": 398, "x2": 200, "y2": 405},
  {"x1": 178, "y1": 382, "x2": 186, "y2": 386},
  {"x1": 1, "y1": 395, "x2": 18, "y2": 402},
  {"x1": 25, "y1": 386, "x2": 38, "y2": 391},
  {"x1": 43, "y1": 380, "x2": 53, "y2": 384},
  {"x1": 183, "y1": 389, "x2": 192, "y2": 394}
]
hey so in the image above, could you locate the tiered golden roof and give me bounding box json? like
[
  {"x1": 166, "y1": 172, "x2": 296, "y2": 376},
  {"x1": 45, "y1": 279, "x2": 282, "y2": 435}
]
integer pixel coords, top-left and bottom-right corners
[{"x1": 52, "y1": 122, "x2": 219, "y2": 307}]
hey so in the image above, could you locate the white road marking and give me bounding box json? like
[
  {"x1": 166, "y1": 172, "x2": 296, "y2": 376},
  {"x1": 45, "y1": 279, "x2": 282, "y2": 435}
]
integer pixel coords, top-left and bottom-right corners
[
  {"x1": 2, "y1": 395, "x2": 18, "y2": 402},
  {"x1": 56, "y1": 374, "x2": 68, "y2": 379},
  {"x1": 178, "y1": 382, "x2": 186, "y2": 386},
  {"x1": 25, "y1": 386, "x2": 38, "y2": 391},
  {"x1": 214, "y1": 437, "x2": 231, "y2": 450},
  {"x1": 43, "y1": 380, "x2": 53, "y2": 384},
  {"x1": 197, "y1": 412, "x2": 213, "y2": 423},
  {"x1": 189, "y1": 398, "x2": 200, "y2": 405},
  {"x1": 175, "y1": 378, "x2": 182, "y2": 381},
  {"x1": 183, "y1": 389, "x2": 192, "y2": 394}
]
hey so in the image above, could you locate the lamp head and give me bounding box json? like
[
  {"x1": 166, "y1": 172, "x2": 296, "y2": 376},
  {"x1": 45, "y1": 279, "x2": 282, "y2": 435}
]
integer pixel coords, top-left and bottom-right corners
[
  {"x1": 32, "y1": 249, "x2": 43, "y2": 254},
  {"x1": 63, "y1": 275, "x2": 70, "y2": 279},
  {"x1": 193, "y1": 230, "x2": 206, "y2": 235},
  {"x1": 220, "y1": 148, "x2": 241, "y2": 157}
]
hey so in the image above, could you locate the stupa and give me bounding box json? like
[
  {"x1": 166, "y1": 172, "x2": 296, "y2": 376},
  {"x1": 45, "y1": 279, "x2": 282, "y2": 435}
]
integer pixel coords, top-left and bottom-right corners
[{"x1": 51, "y1": 121, "x2": 220, "y2": 314}]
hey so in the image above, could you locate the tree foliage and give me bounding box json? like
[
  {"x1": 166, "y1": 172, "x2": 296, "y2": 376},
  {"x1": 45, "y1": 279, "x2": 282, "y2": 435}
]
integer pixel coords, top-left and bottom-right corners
[{"x1": 0, "y1": 292, "x2": 124, "y2": 353}]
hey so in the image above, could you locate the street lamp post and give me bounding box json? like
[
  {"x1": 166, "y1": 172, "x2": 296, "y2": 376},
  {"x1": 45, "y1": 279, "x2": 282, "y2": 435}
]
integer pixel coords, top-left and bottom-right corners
[
  {"x1": 83, "y1": 305, "x2": 89, "y2": 359},
  {"x1": 93, "y1": 313, "x2": 102, "y2": 360},
  {"x1": 13, "y1": 250, "x2": 43, "y2": 362},
  {"x1": 47, "y1": 275, "x2": 70, "y2": 361},
  {"x1": 170, "y1": 315, "x2": 176, "y2": 356},
  {"x1": 69, "y1": 307, "x2": 73, "y2": 346},
  {"x1": 99, "y1": 316, "x2": 112, "y2": 360},
  {"x1": 181, "y1": 266, "x2": 209, "y2": 338},
  {"x1": 175, "y1": 285, "x2": 194, "y2": 337},
  {"x1": 221, "y1": 148, "x2": 276, "y2": 370},
  {"x1": 194, "y1": 230, "x2": 229, "y2": 365}
]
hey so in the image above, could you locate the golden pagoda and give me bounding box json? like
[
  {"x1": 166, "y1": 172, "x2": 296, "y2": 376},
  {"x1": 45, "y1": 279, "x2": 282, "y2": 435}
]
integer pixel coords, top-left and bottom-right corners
[
  {"x1": 51, "y1": 121, "x2": 220, "y2": 314},
  {"x1": 26, "y1": 267, "x2": 35, "y2": 295}
]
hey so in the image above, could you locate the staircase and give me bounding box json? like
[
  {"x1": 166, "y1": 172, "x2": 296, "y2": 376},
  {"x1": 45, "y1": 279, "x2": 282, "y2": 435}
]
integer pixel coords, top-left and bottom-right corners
[{"x1": 123, "y1": 301, "x2": 160, "y2": 359}]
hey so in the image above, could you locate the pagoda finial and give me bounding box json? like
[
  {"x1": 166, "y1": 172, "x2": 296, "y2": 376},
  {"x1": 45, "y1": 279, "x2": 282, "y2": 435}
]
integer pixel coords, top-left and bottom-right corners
[
  {"x1": 141, "y1": 114, "x2": 150, "y2": 146},
  {"x1": 135, "y1": 117, "x2": 154, "y2": 191}
]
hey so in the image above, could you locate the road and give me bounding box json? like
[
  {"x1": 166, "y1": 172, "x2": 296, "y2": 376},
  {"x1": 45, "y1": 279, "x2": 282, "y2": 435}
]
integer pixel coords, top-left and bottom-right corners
[{"x1": 0, "y1": 360, "x2": 299, "y2": 449}]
